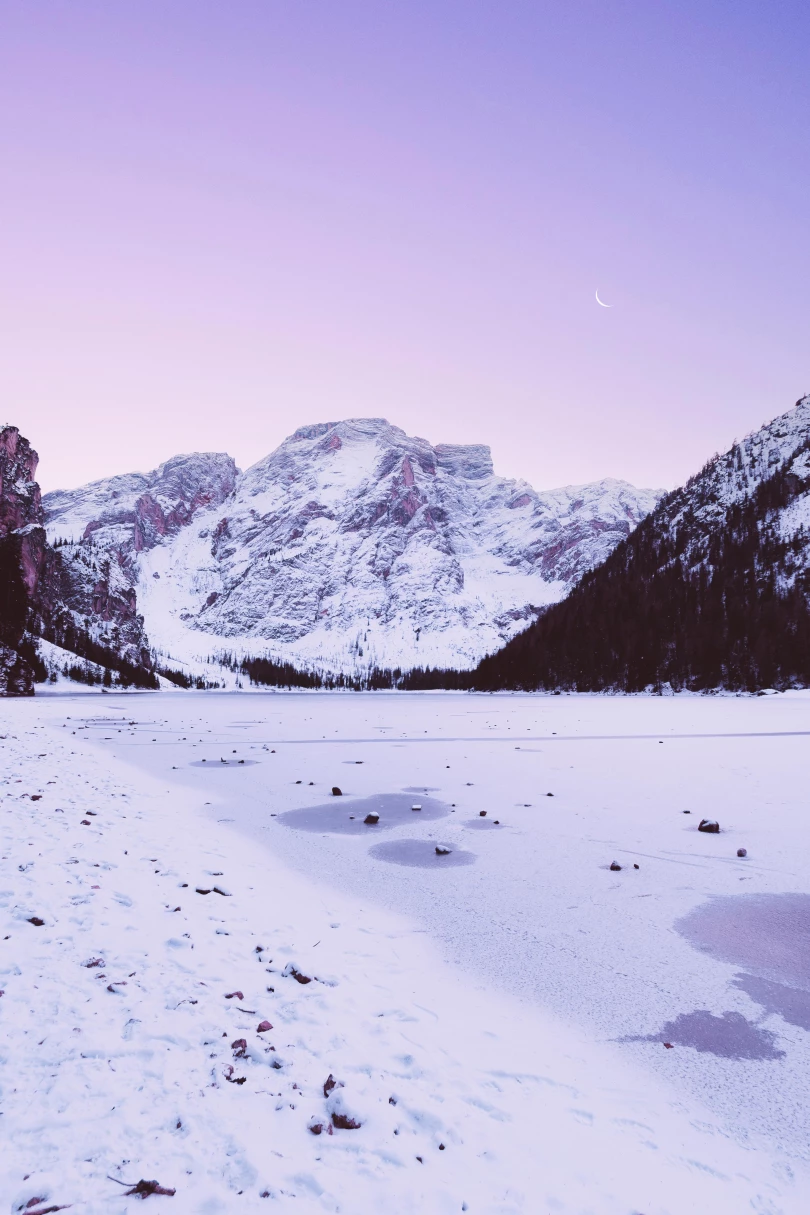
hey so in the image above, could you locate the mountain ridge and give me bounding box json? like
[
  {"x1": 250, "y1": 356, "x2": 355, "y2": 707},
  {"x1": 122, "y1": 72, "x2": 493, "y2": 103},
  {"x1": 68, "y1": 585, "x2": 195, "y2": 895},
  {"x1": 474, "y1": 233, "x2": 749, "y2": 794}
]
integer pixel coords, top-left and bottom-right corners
[
  {"x1": 42, "y1": 417, "x2": 661, "y2": 674},
  {"x1": 465, "y1": 394, "x2": 810, "y2": 692}
]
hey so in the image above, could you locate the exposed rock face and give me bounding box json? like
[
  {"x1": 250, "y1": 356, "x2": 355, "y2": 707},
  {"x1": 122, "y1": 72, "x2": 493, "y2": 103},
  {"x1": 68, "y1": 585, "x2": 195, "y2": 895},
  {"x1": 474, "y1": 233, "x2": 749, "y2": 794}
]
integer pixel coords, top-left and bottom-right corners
[
  {"x1": 41, "y1": 452, "x2": 238, "y2": 667},
  {"x1": 44, "y1": 419, "x2": 660, "y2": 672},
  {"x1": 45, "y1": 452, "x2": 238, "y2": 550},
  {"x1": 0, "y1": 425, "x2": 42, "y2": 537},
  {"x1": 0, "y1": 426, "x2": 46, "y2": 693}
]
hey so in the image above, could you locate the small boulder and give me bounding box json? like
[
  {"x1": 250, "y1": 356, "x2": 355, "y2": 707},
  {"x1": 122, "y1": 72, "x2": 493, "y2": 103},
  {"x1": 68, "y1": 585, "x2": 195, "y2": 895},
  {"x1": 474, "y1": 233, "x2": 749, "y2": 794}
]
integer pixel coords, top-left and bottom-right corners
[
  {"x1": 323, "y1": 1073, "x2": 339, "y2": 1097},
  {"x1": 363, "y1": 812, "x2": 379, "y2": 825},
  {"x1": 737, "y1": 847, "x2": 747, "y2": 858},
  {"x1": 479, "y1": 810, "x2": 487, "y2": 817},
  {"x1": 411, "y1": 803, "x2": 422, "y2": 811},
  {"x1": 332, "y1": 787, "x2": 342, "y2": 796},
  {"x1": 332, "y1": 1112, "x2": 362, "y2": 1130},
  {"x1": 257, "y1": 1020, "x2": 273, "y2": 1033},
  {"x1": 609, "y1": 861, "x2": 622, "y2": 871},
  {"x1": 435, "y1": 845, "x2": 452, "y2": 856},
  {"x1": 698, "y1": 818, "x2": 720, "y2": 833}
]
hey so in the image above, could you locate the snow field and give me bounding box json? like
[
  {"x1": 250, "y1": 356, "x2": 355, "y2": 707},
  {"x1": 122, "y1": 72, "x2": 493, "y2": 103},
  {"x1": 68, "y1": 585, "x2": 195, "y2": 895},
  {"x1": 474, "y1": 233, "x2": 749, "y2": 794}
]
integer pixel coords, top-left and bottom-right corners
[{"x1": 0, "y1": 695, "x2": 807, "y2": 1213}]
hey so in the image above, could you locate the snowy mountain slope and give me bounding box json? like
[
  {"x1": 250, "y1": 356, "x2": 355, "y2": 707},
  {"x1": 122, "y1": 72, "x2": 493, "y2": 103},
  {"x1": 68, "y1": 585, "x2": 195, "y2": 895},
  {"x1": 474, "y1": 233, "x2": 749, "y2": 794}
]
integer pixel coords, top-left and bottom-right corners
[
  {"x1": 43, "y1": 419, "x2": 660, "y2": 672},
  {"x1": 44, "y1": 451, "x2": 239, "y2": 549},
  {"x1": 474, "y1": 394, "x2": 810, "y2": 691}
]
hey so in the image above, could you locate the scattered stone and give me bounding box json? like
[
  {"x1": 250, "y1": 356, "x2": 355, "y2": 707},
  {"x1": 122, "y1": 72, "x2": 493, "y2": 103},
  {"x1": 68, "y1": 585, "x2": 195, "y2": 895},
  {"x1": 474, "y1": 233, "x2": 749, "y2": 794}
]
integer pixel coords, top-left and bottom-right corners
[
  {"x1": 30, "y1": 794, "x2": 42, "y2": 801},
  {"x1": 363, "y1": 812, "x2": 380, "y2": 825},
  {"x1": 663, "y1": 1042, "x2": 674, "y2": 1049},
  {"x1": 257, "y1": 1020, "x2": 273, "y2": 1033},
  {"x1": 546, "y1": 792, "x2": 554, "y2": 797},
  {"x1": 212, "y1": 886, "x2": 231, "y2": 897},
  {"x1": 323, "y1": 1073, "x2": 339, "y2": 1097},
  {"x1": 27, "y1": 916, "x2": 45, "y2": 927},
  {"x1": 123, "y1": 1179, "x2": 177, "y2": 1198},
  {"x1": 231, "y1": 1038, "x2": 248, "y2": 1058},
  {"x1": 435, "y1": 845, "x2": 452, "y2": 856},
  {"x1": 479, "y1": 811, "x2": 487, "y2": 817},
  {"x1": 195, "y1": 888, "x2": 211, "y2": 895},
  {"x1": 493, "y1": 820, "x2": 500, "y2": 825},
  {"x1": 225, "y1": 991, "x2": 244, "y2": 1000},
  {"x1": 683, "y1": 810, "x2": 691, "y2": 814},
  {"x1": 633, "y1": 863, "x2": 639, "y2": 869},
  {"x1": 411, "y1": 803, "x2": 422, "y2": 811},
  {"x1": 332, "y1": 787, "x2": 342, "y2": 796},
  {"x1": 83, "y1": 957, "x2": 105, "y2": 968},
  {"x1": 332, "y1": 1112, "x2": 362, "y2": 1130},
  {"x1": 308, "y1": 1121, "x2": 324, "y2": 1135},
  {"x1": 609, "y1": 861, "x2": 622, "y2": 871},
  {"x1": 737, "y1": 848, "x2": 748, "y2": 858},
  {"x1": 284, "y1": 964, "x2": 312, "y2": 984},
  {"x1": 81, "y1": 820, "x2": 91, "y2": 826},
  {"x1": 698, "y1": 818, "x2": 720, "y2": 833}
]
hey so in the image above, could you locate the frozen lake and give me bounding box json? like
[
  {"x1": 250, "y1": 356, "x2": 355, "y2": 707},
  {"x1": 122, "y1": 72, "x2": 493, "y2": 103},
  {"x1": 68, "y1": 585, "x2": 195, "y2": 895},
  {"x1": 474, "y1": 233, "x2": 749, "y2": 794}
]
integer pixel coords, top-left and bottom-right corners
[{"x1": 55, "y1": 688, "x2": 810, "y2": 1166}]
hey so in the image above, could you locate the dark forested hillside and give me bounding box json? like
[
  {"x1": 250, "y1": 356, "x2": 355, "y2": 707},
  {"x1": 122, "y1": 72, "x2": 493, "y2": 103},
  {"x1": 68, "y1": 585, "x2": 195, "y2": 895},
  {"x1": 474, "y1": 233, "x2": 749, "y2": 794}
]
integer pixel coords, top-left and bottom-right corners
[{"x1": 471, "y1": 419, "x2": 810, "y2": 693}]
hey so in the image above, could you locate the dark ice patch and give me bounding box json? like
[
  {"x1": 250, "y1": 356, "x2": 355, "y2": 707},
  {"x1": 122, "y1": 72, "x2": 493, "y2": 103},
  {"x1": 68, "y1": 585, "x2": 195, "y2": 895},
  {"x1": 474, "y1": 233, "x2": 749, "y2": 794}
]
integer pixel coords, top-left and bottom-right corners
[
  {"x1": 623, "y1": 1010, "x2": 785, "y2": 1060},
  {"x1": 676, "y1": 893, "x2": 810, "y2": 988},
  {"x1": 731, "y1": 973, "x2": 810, "y2": 1032},
  {"x1": 278, "y1": 793, "x2": 450, "y2": 834},
  {"x1": 368, "y1": 839, "x2": 476, "y2": 869}
]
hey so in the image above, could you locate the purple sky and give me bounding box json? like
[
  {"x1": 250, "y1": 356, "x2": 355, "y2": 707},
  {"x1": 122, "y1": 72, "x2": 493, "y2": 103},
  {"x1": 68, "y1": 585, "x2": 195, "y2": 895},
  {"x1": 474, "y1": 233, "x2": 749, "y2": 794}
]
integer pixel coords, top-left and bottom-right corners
[{"x1": 2, "y1": 1, "x2": 809, "y2": 493}]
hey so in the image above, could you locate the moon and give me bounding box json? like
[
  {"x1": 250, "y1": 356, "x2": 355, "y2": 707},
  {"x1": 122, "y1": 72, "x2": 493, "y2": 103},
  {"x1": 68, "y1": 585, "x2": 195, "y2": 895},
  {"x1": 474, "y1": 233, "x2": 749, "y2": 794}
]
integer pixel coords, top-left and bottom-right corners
[{"x1": 595, "y1": 290, "x2": 612, "y2": 308}]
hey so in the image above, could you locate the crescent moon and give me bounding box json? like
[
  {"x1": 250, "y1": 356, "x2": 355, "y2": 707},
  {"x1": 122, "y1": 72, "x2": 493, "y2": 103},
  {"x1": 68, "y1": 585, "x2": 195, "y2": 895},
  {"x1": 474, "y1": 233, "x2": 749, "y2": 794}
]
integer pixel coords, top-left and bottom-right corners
[{"x1": 595, "y1": 290, "x2": 612, "y2": 308}]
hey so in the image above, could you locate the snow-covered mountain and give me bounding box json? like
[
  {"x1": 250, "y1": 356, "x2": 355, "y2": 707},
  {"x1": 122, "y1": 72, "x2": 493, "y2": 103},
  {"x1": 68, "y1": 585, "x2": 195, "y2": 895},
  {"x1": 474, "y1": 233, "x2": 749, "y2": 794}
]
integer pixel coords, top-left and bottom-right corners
[
  {"x1": 474, "y1": 394, "x2": 810, "y2": 691},
  {"x1": 43, "y1": 418, "x2": 661, "y2": 673}
]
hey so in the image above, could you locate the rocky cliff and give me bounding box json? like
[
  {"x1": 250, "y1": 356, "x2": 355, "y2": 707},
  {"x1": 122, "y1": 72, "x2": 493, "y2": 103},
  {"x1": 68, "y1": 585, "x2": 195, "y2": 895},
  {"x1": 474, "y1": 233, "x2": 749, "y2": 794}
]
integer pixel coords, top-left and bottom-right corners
[
  {"x1": 0, "y1": 426, "x2": 48, "y2": 692},
  {"x1": 44, "y1": 419, "x2": 660, "y2": 673}
]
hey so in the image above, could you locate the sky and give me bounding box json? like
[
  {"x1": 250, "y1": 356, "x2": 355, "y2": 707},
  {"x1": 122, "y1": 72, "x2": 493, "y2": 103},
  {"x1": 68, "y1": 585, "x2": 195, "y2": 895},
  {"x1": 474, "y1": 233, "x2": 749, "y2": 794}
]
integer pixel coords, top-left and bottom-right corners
[{"x1": 1, "y1": 0, "x2": 809, "y2": 494}]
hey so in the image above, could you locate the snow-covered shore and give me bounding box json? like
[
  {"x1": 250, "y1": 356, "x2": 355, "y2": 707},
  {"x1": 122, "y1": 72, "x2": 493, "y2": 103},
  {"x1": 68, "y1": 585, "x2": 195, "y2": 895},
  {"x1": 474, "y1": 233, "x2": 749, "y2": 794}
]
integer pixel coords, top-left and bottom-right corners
[{"x1": 2, "y1": 692, "x2": 808, "y2": 1213}]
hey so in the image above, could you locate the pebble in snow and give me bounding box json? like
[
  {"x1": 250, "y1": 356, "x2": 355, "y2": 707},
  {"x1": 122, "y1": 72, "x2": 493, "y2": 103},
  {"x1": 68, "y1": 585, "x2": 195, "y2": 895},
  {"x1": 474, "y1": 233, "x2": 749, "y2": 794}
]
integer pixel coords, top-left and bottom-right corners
[
  {"x1": 363, "y1": 812, "x2": 380, "y2": 825},
  {"x1": 609, "y1": 861, "x2": 622, "y2": 871},
  {"x1": 332, "y1": 786, "x2": 342, "y2": 796},
  {"x1": 737, "y1": 848, "x2": 748, "y2": 858},
  {"x1": 435, "y1": 846, "x2": 452, "y2": 856},
  {"x1": 698, "y1": 818, "x2": 720, "y2": 833}
]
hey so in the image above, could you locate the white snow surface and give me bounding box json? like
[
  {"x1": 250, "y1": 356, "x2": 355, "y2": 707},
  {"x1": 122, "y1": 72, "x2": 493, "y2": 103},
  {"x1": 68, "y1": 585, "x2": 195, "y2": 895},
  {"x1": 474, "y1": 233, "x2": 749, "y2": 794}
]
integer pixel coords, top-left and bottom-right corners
[
  {"x1": 43, "y1": 419, "x2": 661, "y2": 673},
  {"x1": 2, "y1": 690, "x2": 810, "y2": 1213}
]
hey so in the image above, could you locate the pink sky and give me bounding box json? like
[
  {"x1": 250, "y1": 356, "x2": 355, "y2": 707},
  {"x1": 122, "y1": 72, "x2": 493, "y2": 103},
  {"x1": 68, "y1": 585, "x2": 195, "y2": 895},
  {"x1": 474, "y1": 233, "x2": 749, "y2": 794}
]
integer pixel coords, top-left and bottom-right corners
[{"x1": 1, "y1": 2, "x2": 809, "y2": 493}]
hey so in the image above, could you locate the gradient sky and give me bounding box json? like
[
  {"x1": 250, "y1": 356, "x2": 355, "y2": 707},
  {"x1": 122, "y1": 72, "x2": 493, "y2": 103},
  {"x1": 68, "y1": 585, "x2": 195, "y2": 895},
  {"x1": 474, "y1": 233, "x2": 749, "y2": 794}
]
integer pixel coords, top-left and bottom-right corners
[{"x1": 2, "y1": 1, "x2": 809, "y2": 493}]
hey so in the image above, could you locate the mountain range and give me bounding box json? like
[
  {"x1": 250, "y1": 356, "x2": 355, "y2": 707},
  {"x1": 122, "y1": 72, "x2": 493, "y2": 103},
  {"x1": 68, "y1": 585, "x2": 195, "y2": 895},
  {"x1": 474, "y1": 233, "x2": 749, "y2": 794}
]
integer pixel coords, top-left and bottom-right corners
[
  {"x1": 2, "y1": 396, "x2": 809, "y2": 694},
  {"x1": 40, "y1": 418, "x2": 659, "y2": 679}
]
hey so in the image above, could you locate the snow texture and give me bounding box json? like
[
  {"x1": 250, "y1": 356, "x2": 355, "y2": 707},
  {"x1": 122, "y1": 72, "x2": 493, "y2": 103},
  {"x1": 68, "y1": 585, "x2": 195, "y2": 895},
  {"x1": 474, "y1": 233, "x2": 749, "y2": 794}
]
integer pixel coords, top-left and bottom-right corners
[
  {"x1": 2, "y1": 690, "x2": 809, "y2": 1212},
  {"x1": 43, "y1": 419, "x2": 660, "y2": 673}
]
